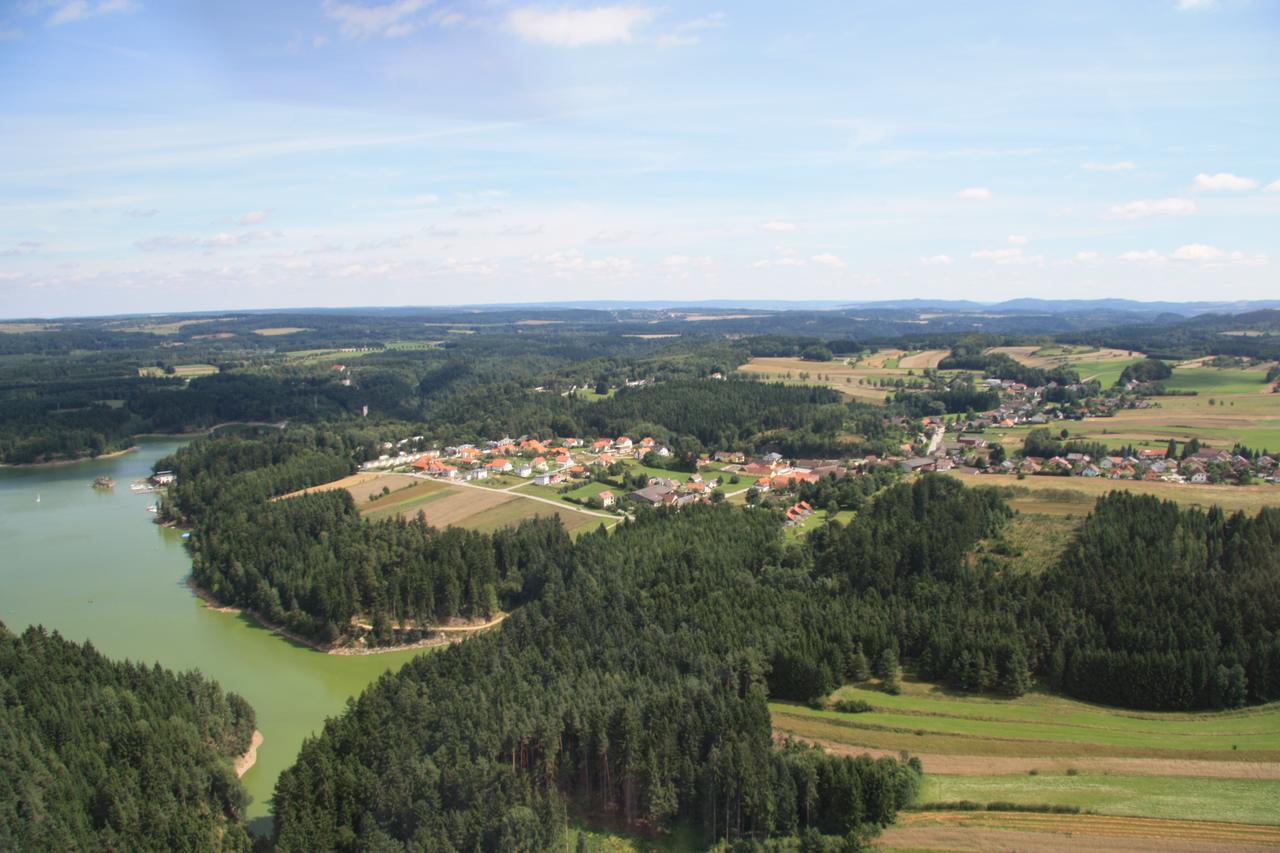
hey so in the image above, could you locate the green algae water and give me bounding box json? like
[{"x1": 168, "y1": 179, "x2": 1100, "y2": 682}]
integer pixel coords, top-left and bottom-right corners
[{"x1": 0, "y1": 440, "x2": 425, "y2": 832}]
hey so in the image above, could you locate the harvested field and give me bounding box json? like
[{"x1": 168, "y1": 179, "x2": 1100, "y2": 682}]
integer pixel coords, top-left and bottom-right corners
[
  {"x1": 252, "y1": 326, "x2": 312, "y2": 336},
  {"x1": 280, "y1": 472, "x2": 422, "y2": 504},
  {"x1": 898, "y1": 349, "x2": 950, "y2": 369},
  {"x1": 137, "y1": 363, "x2": 220, "y2": 378},
  {"x1": 880, "y1": 811, "x2": 1280, "y2": 852},
  {"x1": 737, "y1": 356, "x2": 964, "y2": 405}
]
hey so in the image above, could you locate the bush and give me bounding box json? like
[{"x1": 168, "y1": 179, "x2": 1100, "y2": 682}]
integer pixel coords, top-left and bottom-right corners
[{"x1": 834, "y1": 698, "x2": 874, "y2": 714}]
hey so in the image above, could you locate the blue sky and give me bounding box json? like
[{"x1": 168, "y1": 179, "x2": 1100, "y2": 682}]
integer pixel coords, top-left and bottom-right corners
[{"x1": 1, "y1": 0, "x2": 1278, "y2": 317}]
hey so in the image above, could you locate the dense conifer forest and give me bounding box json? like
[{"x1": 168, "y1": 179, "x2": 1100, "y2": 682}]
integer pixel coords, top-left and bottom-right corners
[{"x1": 0, "y1": 624, "x2": 256, "y2": 851}]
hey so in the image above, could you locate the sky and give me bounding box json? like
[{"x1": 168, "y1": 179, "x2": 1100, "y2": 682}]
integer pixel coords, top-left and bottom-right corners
[{"x1": 1, "y1": 0, "x2": 1278, "y2": 317}]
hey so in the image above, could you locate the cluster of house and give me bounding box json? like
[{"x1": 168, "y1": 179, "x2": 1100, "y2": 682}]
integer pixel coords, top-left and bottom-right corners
[
  {"x1": 627, "y1": 471, "x2": 723, "y2": 507},
  {"x1": 784, "y1": 501, "x2": 815, "y2": 526},
  {"x1": 360, "y1": 433, "x2": 674, "y2": 486},
  {"x1": 1005, "y1": 447, "x2": 1280, "y2": 484},
  {"x1": 953, "y1": 380, "x2": 1147, "y2": 434}
]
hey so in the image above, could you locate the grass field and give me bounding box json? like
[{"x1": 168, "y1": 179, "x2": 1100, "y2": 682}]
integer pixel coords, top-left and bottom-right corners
[
  {"x1": 880, "y1": 811, "x2": 1280, "y2": 852},
  {"x1": 0, "y1": 322, "x2": 60, "y2": 333},
  {"x1": 971, "y1": 511, "x2": 1079, "y2": 573},
  {"x1": 919, "y1": 774, "x2": 1280, "y2": 825},
  {"x1": 944, "y1": 471, "x2": 1280, "y2": 515},
  {"x1": 784, "y1": 507, "x2": 856, "y2": 540},
  {"x1": 110, "y1": 318, "x2": 218, "y2": 335},
  {"x1": 137, "y1": 363, "x2": 220, "y2": 378}
]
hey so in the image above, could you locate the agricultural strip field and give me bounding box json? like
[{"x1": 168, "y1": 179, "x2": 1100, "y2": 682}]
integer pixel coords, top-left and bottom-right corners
[
  {"x1": 776, "y1": 679, "x2": 1280, "y2": 851},
  {"x1": 898, "y1": 349, "x2": 950, "y2": 369},
  {"x1": 362, "y1": 481, "x2": 608, "y2": 535},
  {"x1": 252, "y1": 326, "x2": 312, "y2": 336},
  {"x1": 944, "y1": 471, "x2": 1280, "y2": 514},
  {"x1": 137, "y1": 363, "x2": 220, "y2": 378},
  {"x1": 879, "y1": 811, "x2": 1280, "y2": 853}
]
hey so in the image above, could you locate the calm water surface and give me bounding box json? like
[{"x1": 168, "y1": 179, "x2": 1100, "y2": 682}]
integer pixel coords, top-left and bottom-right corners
[{"x1": 0, "y1": 440, "x2": 424, "y2": 829}]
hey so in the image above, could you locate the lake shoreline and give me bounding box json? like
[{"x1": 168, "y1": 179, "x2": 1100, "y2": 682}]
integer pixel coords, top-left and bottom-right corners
[
  {"x1": 186, "y1": 576, "x2": 504, "y2": 656},
  {"x1": 0, "y1": 445, "x2": 139, "y2": 469},
  {"x1": 235, "y1": 730, "x2": 264, "y2": 778}
]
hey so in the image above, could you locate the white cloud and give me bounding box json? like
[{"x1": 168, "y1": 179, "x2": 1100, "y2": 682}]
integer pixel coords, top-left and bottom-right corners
[
  {"x1": 751, "y1": 256, "x2": 806, "y2": 269},
  {"x1": 454, "y1": 206, "x2": 503, "y2": 217},
  {"x1": 955, "y1": 187, "x2": 992, "y2": 200},
  {"x1": 1192, "y1": 172, "x2": 1258, "y2": 191},
  {"x1": 1007, "y1": 234, "x2": 1028, "y2": 245},
  {"x1": 531, "y1": 249, "x2": 634, "y2": 276},
  {"x1": 759, "y1": 220, "x2": 797, "y2": 233},
  {"x1": 239, "y1": 210, "x2": 267, "y2": 226},
  {"x1": 920, "y1": 255, "x2": 953, "y2": 266},
  {"x1": 134, "y1": 230, "x2": 282, "y2": 251},
  {"x1": 323, "y1": 0, "x2": 430, "y2": 39},
  {"x1": 971, "y1": 247, "x2": 1043, "y2": 266},
  {"x1": 1118, "y1": 249, "x2": 1165, "y2": 263},
  {"x1": 1266, "y1": 180, "x2": 1280, "y2": 193},
  {"x1": 657, "y1": 11, "x2": 725, "y2": 48},
  {"x1": 661, "y1": 255, "x2": 714, "y2": 270},
  {"x1": 507, "y1": 6, "x2": 654, "y2": 47},
  {"x1": 47, "y1": 0, "x2": 139, "y2": 27},
  {"x1": 810, "y1": 252, "x2": 846, "y2": 269},
  {"x1": 1178, "y1": 0, "x2": 1215, "y2": 9},
  {"x1": 1083, "y1": 161, "x2": 1136, "y2": 172},
  {"x1": 1170, "y1": 243, "x2": 1269, "y2": 265},
  {"x1": 1107, "y1": 198, "x2": 1195, "y2": 219},
  {"x1": 1075, "y1": 251, "x2": 1102, "y2": 263}
]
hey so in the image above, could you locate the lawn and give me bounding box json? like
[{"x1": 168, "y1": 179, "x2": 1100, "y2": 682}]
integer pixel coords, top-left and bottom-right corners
[
  {"x1": 784, "y1": 508, "x2": 856, "y2": 540},
  {"x1": 919, "y1": 774, "x2": 1280, "y2": 825}
]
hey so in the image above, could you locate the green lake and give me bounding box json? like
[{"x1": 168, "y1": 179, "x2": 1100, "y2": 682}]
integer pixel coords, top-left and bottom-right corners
[{"x1": 0, "y1": 440, "x2": 425, "y2": 832}]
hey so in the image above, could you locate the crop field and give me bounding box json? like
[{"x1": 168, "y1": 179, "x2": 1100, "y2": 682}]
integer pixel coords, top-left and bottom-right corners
[
  {"x1": 110, "y1": 318, "x2": 219, "y2": 335},
  {"x1": 359, "y1": 479, "x2": 453, "y2": 517},
  {"x1": 879, "y1": 811, "x2": 1280, "y2": 852},
  {"x1": 137, "y1": 363, "x2": 220, "y2": 378},
  {"x1": 252, "y1": 326, "x2": 312, "y2": 336},
  {"x1": 945, "y1": 471, "x2": 1280, "y2": 515}
]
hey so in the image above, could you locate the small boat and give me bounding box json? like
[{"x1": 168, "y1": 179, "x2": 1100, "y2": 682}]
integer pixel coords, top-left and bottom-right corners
[
  {"x1": 181, "y1": 532, "x2": 191, "y2": 540},
  {"x1": 35, "y1": 493, "x2": 40, "y2": 504},
  {"x1": 147, "y1": 504, "x2": 158, "y2": 513},
  {"x1": 92, "y1": 476, "x2": 116, "y2": 489}
]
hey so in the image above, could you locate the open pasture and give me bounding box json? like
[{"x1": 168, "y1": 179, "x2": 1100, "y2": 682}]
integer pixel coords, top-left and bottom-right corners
[{"x1": 738, "y1": 356, "x2": 954, "y2": 404}]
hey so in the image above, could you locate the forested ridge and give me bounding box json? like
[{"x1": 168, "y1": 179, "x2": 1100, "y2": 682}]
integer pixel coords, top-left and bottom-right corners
[
  {"x1": 271, "y1": 505, "x2": 922, "y2": 850},
  {"x1": 0, "y1": 623, "x2": 256, "y2": 851}
]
